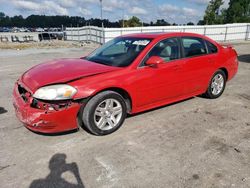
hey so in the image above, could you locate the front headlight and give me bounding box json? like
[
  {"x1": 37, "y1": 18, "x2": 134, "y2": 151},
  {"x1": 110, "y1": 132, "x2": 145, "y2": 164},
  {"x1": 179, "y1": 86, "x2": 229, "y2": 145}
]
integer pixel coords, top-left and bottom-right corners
[{"x1": 33, "y1": 84, "x2": 77, "y2": 100}]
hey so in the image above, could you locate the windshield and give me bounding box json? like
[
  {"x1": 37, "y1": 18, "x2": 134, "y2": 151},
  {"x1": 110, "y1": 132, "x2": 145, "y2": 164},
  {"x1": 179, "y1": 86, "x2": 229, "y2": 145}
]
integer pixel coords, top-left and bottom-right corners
[{"x1": 84, "y1": 37, "x2": 152, "y2": 67}]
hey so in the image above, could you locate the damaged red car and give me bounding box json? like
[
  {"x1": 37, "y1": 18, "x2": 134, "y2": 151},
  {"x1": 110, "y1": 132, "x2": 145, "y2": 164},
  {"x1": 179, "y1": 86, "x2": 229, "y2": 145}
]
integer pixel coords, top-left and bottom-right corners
[{"x1": 13, "y1": 32, "x2": 238, "y2": 135}]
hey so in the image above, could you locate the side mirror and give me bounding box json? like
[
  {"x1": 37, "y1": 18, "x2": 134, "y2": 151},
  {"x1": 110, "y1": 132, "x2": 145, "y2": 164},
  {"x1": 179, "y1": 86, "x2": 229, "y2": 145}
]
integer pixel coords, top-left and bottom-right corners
[{"x1": 145, "y1": 56, "x2": 164, "y2": 67}]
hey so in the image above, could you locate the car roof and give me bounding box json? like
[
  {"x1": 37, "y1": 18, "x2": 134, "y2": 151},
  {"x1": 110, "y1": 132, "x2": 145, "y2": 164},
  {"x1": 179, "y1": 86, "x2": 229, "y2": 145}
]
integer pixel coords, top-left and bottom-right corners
[{"x1": 120, "y1": 32, "x2": 207, "y2": 39}]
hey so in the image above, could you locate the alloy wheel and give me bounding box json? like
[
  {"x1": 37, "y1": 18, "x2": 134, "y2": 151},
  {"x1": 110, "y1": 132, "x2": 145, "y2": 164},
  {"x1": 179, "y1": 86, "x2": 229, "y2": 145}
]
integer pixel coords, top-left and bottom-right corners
[{"x1": 94, "y1": 98, "x2": 123, "y2": 130}]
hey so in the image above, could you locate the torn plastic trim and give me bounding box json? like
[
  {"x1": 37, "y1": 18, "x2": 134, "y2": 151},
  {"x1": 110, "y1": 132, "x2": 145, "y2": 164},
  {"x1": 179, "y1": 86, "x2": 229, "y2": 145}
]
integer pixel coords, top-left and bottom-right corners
[{"x1": 31, "y1": 97, "x2": 89, "y2": 111}]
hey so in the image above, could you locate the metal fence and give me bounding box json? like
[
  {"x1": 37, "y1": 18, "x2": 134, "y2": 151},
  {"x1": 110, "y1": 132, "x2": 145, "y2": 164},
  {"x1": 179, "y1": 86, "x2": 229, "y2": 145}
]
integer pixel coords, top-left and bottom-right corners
[
  {"x1": 66, "y1": 23, "x2": 250, "y2": 44},
  {"x1": 65, "y1": 26, "x2": 103, "y2": 43}
]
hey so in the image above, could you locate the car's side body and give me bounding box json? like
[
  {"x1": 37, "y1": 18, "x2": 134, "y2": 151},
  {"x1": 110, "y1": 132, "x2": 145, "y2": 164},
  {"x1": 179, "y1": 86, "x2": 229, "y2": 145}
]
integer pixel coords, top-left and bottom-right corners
[
  {"x1": 69, "y1": 32, "x2": 238, "y2": 113},
  {"x1": 13, "y1": 32, "x2": 238, "y2": 133}
]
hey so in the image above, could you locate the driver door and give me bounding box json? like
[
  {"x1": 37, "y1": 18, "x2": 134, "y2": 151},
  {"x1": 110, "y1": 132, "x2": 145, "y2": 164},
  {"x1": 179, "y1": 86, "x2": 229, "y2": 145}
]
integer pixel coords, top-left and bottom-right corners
[{"x1": 134, "y1": 37, "x2": 186, "y2": 107}]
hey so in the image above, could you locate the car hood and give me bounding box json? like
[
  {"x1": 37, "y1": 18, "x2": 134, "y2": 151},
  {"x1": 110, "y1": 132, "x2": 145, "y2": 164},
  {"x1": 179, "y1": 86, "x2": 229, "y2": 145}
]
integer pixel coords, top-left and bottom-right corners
[{"x1": 21, "y1": 58, "x2": 120, "y2": 92}]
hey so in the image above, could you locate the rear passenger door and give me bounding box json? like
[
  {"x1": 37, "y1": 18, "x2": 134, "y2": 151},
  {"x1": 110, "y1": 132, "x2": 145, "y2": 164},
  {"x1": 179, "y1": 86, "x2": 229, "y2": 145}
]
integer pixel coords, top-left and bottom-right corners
[{"x1": 180, "y1": 37, "x2": 215, "y2": 95}]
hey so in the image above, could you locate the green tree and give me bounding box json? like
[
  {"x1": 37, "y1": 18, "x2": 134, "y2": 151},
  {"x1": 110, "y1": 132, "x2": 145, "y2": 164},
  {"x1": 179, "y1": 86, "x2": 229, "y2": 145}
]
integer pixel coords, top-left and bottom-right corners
[
  {"x1": 203, "y1": 0, "x2": 224, "y2": 24},
  {"x1": 11, "y1": 15, "x2": 24, "y2": 27},
  {"x1": 226, "y1": 0, "x2": 250, "y2": 23},
  {"x1": 0, "y1": 12, "x2": 11, "y2": 27},
  {"x1": 155, "y1": 19, "x2": 170, "y2": 26},
  {"x1": 0, "y1": 12, "x2": 5, "y2": 20},
  {"x1": 197, "y1": 20, "x2": 205, "y2": 25},
  {"x1": 187, "y1": 22, "x2": 195, "y2": 25},
  {"x1": 124, "y1": 16, "x2": 142, "y2": 27}
]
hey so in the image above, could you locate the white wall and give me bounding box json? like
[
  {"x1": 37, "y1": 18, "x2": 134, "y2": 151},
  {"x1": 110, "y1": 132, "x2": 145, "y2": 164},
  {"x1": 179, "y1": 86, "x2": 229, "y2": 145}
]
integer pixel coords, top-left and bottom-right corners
[
  {"x1": 66, "y1": 23, "x2": 250, "y2": 44},
  {"x1": 66, "y1": 26, "x2": 103, "y2": 43}
]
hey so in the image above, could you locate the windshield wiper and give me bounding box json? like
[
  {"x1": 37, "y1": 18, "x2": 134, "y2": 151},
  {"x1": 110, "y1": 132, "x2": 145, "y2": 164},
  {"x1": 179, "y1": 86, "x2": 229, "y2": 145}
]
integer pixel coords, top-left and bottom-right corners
[{"x1": 89, "y1": 58, "x2": 112, "y2": 66}]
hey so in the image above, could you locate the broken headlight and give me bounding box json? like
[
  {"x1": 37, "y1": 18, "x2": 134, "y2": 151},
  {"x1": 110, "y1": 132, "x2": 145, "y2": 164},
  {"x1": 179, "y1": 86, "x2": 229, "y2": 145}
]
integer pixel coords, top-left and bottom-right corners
[{"x1": 33, "y1": 84, "x2": 77, "y2": 100}]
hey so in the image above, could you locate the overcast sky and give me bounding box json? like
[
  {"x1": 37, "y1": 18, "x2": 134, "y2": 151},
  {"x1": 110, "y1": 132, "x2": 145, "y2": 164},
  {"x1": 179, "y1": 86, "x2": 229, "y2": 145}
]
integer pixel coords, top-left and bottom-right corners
[{"x1": 0, "y1": 0, "x2": 229, "y2": 24}]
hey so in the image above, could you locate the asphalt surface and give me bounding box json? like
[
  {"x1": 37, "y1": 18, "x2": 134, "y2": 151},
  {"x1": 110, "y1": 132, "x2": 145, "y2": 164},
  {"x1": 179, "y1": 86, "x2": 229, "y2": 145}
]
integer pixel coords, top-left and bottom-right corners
[{"x1": 0, "y1": 43, "x2": 250, "y2": 188}]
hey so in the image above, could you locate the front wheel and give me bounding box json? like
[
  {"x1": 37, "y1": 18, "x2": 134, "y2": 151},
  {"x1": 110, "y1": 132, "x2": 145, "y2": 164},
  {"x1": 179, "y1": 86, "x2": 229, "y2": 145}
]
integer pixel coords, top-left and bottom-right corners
[
  {"x1": 81, "y1": 91, "x2": 127, "y2": 136},
  {"x1": 204, "y1": 70, "x2": 226, "y2": 99}
]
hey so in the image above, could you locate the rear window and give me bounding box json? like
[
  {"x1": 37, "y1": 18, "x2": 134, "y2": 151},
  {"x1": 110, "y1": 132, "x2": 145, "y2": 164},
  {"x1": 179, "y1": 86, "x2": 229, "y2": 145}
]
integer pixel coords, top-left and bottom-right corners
[
  {"x1": 182, "y1": 37, "x2": 207, "y2": 57},
  {"x1": 206, "y1": 40, "x2": 218, "y2": 54}
]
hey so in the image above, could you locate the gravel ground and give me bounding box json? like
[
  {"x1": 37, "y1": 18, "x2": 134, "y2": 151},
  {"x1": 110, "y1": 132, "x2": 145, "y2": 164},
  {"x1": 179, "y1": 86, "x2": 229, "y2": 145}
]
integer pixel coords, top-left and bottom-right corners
[
  {"x1": 0, "y1": 41, "x2": 99, "y2": 50},
  {"x1": 0, "y1": 42, "x2": 249, "y2": 188}
]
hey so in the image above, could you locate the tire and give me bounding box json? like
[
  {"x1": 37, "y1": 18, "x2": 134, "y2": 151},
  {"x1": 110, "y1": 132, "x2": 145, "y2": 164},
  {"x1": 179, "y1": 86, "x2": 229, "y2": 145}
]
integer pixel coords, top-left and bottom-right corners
[
  {"x1": 204, "y1": 69, "x2": 226, "y2": 99},
  {"x1": 81, "y1": 91, "x2": 127, "y2": 136}
]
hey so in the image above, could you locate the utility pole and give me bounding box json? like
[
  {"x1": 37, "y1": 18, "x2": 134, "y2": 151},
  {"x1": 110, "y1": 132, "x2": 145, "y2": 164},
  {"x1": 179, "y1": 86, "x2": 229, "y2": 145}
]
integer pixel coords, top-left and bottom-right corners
[
  {"x1": 100, "y1": 0, "x2": 103, "y2": 28},
  {"x1": 122, "y1": 9, "x2": 125, "y2": 28},
  {"x1": 100, "y1": 0, "x2": 104, "y2": 44}
]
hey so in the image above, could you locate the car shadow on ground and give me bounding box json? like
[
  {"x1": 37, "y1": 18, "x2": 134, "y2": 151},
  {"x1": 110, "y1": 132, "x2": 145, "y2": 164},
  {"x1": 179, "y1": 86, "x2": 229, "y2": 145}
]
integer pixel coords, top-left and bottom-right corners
[
  {"x1": 27, "y1": 128, "x2": 79, "y2": 137},
  {"x1": 238, "y1": 54, "x2": 250, "y2": 63},
  {"x1": 0, "y1": 107, "x2": 8, "y2": 114},
  {"x1": 29, "y1": 153, "x2": 85, "y2": 188}
]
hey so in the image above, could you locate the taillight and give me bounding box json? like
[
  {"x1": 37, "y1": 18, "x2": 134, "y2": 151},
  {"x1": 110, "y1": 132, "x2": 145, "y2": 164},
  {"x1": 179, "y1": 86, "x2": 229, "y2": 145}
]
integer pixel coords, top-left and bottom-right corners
[{"x1": 233, "y1": 49, "x2": 238, "y2": 56}]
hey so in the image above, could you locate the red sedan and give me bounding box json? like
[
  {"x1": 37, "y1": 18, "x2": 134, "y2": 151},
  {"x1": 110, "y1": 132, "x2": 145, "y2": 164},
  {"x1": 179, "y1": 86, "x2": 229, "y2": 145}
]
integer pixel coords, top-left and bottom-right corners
[{"x1": 13, "y1": 32, "x2": 238, "y2": 135}]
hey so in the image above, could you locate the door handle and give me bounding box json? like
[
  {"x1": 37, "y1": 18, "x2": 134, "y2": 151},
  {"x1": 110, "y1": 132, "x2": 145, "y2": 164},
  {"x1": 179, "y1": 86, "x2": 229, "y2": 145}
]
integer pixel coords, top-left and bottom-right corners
[
  {"x1": 208, "y1": 59, "x2": 215, "y2": 63},
  {"x1": 172, "y1": 65, "x2": 181, "y2": 70}
]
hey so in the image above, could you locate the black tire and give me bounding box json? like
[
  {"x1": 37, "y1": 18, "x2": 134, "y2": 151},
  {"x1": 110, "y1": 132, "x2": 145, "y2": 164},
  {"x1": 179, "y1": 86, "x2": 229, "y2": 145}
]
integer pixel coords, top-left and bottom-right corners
[
  {"x1": 81, "y1": 91, "x2": 127, "y2": 136},
  {"x1": 204, "y1": 69, "x2": 226, "y2": 99}
]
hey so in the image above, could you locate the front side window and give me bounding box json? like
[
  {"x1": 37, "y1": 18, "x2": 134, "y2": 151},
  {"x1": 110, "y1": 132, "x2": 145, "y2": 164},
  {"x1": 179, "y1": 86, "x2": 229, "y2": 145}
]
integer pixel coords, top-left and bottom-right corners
[
  {"x1": 85, "y1": 37, "x2": 152, "y2": 67},
  {"x1": 182, "y1": 37, "x2": 207, "y2": 57},
  {"x1": 142, "y1": 38, "x2": 180, "y2": 66}
]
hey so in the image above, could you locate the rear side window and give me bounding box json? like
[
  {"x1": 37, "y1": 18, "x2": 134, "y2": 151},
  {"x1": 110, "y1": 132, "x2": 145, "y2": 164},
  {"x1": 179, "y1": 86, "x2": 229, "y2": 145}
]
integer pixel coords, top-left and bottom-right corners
[
  {"x1": 206, "y1": 40, "x2": 218, "y2": 54},
  {"x1": 182, "y1": 37, "x2": 207, "y2": 57}
]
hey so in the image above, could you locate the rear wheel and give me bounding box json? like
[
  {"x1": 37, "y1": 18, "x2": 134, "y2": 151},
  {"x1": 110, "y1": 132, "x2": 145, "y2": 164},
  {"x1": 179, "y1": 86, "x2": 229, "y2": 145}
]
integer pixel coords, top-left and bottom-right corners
[
  {"x1": 81, "y1": 91, "x2": 127, "y2": 136},
  {"x1": 205, "y1": 70, "x2": 226, "y2": 99}
]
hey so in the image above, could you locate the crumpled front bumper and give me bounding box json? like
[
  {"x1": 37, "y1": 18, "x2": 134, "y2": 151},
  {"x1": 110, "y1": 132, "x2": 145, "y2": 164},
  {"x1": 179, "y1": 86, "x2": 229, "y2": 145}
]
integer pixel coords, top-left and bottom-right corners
[{"x1": 12, "y1": 82, "x2": 81, "y2": 133}]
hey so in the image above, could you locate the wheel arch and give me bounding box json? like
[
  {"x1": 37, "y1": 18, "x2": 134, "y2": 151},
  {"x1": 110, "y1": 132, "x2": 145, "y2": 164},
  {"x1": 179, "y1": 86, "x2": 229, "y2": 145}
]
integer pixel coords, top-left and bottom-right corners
[
  {"x1": 96, "y1": 87, "x2": 132, "y2": 114},
  {"x1": 77, "y1": 87, "x2": 132, "y2": 114},
  {"x1": 218, "y1": 67, "x2": 228, "y2": 81},
  {"x1": 76, "y1": 86, "x2": 132, "y2": 133}
]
